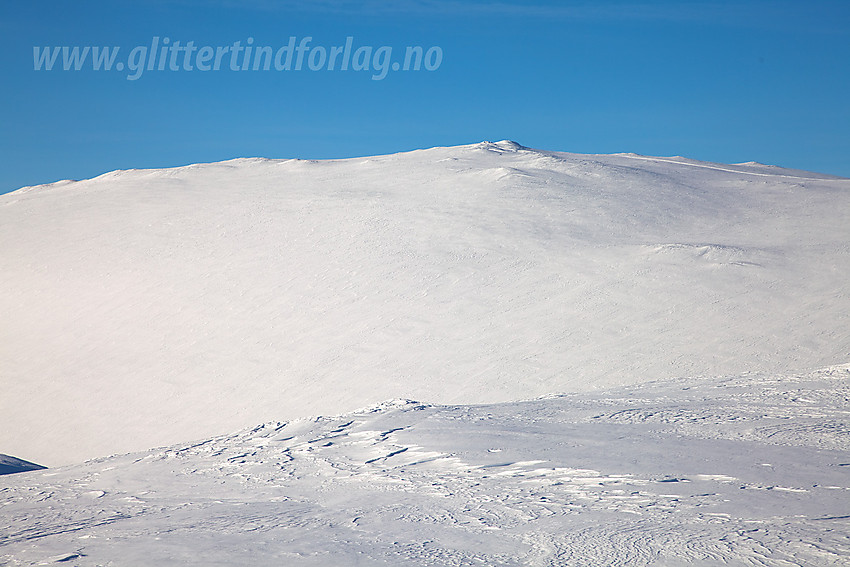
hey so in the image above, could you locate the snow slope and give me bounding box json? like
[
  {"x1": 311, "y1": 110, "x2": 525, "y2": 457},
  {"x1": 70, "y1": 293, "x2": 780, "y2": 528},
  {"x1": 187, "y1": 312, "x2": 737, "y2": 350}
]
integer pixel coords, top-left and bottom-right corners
[
  {"x1": 1, "y1": 141, "x2": 849, "y2": 465},
  {"x1": 2, "y1": 365, "x2": 848, "y2": 566}
]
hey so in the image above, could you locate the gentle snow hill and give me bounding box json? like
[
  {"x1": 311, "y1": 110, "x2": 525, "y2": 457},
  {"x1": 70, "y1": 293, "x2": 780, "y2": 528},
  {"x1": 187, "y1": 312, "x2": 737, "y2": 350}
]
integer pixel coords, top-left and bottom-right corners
[
  {"x1": 1, "y1": 141, "x2": 849, "y2": 466},
  {"x1": 2, "y1": 365, "x2": 848, "y2": 566}
]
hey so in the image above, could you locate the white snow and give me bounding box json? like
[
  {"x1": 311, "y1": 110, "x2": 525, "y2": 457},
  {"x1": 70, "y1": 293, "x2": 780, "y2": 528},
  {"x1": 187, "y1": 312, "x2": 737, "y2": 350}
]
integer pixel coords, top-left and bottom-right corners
[
  {"x1": 1, "y1": 365, "x2": 848, "y2": 565},
  {"x1": 1, "y1": 141, "x2": 849, "y2": 469}
]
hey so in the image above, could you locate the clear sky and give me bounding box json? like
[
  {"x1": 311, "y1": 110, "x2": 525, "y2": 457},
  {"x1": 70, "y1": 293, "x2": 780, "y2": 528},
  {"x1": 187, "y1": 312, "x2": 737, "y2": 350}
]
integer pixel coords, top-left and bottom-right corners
[{"x1": 1, "y1": 1, "x2": 848, "y2": 194}]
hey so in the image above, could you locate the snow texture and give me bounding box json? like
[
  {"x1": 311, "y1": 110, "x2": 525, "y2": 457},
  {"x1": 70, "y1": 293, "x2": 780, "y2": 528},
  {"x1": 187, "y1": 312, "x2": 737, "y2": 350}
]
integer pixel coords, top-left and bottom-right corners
[
  {"x1": 1, "y1": 365, "x2": 848, "y2": 565},
  {"x1": 1, "y1": 141, "x2": 849, "y2": 469}
]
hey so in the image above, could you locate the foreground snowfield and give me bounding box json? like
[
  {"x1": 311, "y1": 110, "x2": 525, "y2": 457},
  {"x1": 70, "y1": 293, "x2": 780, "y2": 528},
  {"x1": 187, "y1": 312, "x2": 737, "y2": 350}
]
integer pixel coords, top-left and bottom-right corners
[
  {"x1": 2, "y1": 141, "x2": 849, "y2": 466},
  {"x1": 2, "y1": 365, "x2": 848, "y2": 566}
]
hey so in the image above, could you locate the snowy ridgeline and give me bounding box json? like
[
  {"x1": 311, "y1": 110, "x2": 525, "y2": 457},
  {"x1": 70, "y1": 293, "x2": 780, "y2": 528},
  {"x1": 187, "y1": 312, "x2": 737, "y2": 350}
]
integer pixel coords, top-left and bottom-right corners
[
  {"x1": 1, "y1": 141, "x2": 849, "y2": 467},
  {"x1": 2, "y1": 365, "x2": 848, "y2": 566}
]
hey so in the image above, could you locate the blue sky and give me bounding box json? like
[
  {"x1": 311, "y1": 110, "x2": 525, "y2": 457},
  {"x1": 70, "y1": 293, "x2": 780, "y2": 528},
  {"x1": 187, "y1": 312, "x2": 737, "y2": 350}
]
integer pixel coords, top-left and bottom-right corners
[{"x1": 1, "y1": 0, "x2": 848, "y2": 194}]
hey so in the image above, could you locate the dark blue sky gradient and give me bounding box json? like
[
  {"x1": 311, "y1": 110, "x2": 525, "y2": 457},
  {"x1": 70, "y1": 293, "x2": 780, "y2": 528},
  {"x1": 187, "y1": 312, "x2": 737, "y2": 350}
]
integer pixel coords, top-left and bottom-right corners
[{"x1": 1, "y1": 1, "x2": 848, "y2": 193}]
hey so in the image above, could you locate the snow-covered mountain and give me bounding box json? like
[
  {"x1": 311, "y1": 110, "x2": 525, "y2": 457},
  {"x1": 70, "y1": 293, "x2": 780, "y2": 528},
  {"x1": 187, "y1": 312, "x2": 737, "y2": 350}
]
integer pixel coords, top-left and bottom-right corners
[
  {"x1": 2, "y1": 365, "x2": 848, "y2": 566},
  {"x1": 1, "y1": 141, "x2": 849, "y2": 466}
]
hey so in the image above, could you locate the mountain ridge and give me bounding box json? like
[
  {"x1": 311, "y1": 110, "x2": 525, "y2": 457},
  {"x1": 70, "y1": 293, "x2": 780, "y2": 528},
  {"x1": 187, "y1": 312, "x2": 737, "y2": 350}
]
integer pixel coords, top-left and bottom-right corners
[
  {"x1": 2, "y1": 142, "x2": 849, "y2": 465},
  {"x1": 8, "y1": 141, "x2": 846, "y2": 196}
]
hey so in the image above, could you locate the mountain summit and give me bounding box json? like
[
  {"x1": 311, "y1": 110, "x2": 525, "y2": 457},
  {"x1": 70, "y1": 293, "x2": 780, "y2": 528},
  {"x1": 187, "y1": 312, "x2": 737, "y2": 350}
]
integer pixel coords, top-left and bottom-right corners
[{"x1": 2, "y1": 142, "x2": 848, "y2": 465}]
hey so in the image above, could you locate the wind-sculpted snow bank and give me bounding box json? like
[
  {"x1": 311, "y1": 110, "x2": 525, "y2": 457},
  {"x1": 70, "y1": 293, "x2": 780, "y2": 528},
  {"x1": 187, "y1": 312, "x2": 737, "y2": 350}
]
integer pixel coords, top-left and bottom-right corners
[{"x1": 2, "y1": 366, "x2": 848, "y2": 565}]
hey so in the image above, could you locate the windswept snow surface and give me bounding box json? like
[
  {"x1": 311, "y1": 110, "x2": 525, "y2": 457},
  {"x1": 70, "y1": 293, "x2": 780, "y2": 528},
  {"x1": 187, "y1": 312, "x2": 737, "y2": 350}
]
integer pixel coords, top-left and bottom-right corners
[
  {"x1": 2, "y1": 365, "x2": 849, "y2": 566},
  {"x1": 1, "y1": 141, "x2": 849, "y2": 465}
]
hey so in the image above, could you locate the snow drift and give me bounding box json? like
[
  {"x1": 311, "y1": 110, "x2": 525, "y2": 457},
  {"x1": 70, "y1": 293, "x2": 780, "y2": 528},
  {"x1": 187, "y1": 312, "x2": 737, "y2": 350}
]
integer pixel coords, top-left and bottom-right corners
[
  {"x1": 2, "y1": 365, "x2": 848, "y2": 566},
  {"x1": 1, "y1": 141, "x2": 848, "y2": 465}
]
